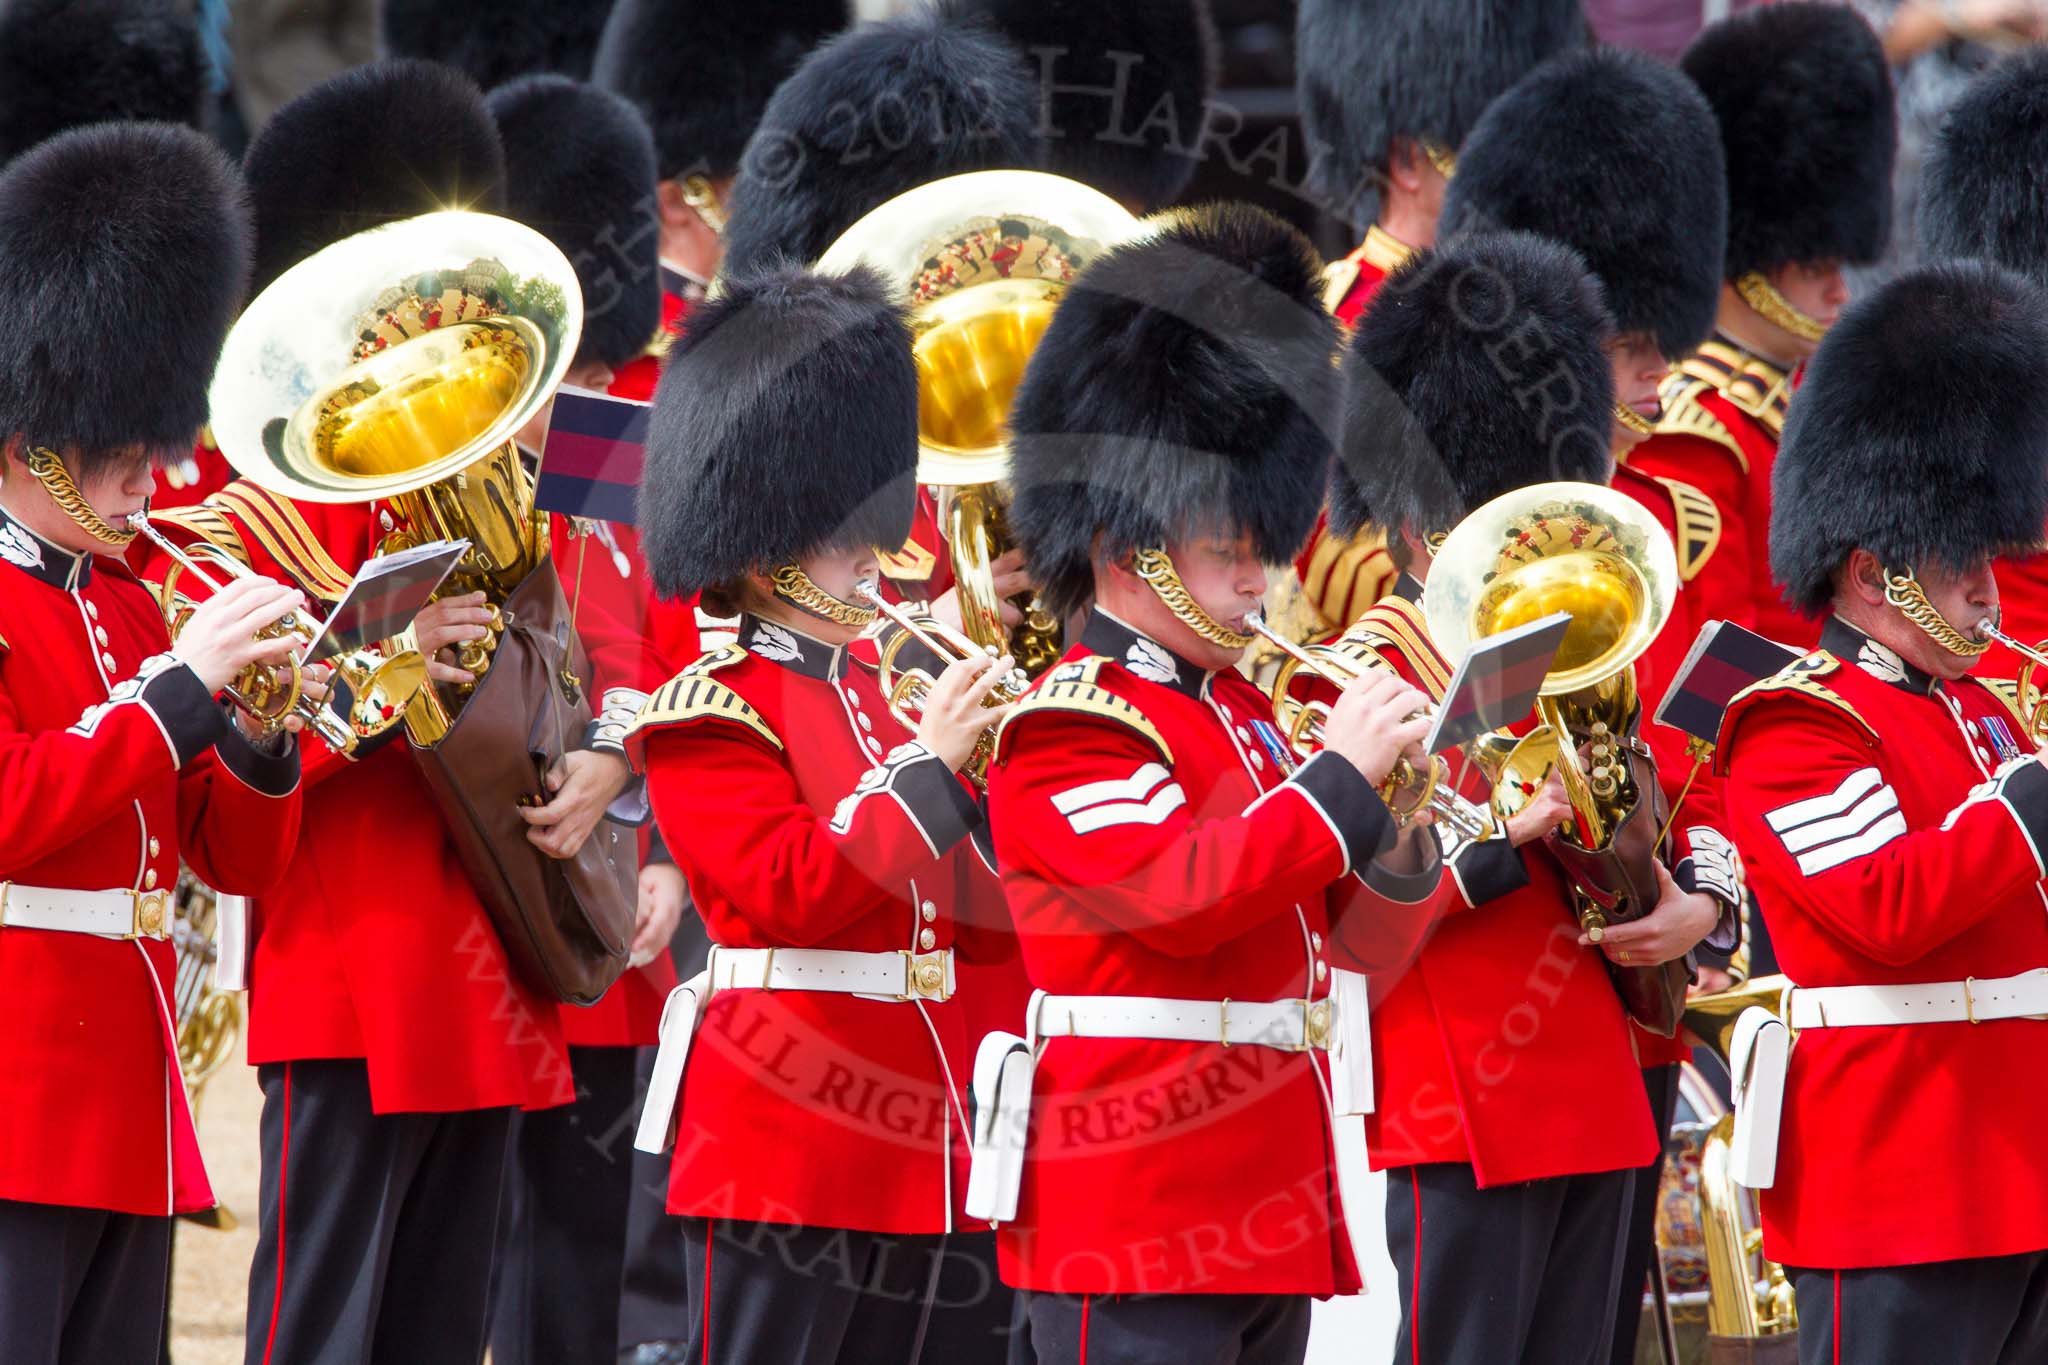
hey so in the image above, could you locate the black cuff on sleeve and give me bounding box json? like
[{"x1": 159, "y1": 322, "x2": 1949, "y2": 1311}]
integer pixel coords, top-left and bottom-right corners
[
  {"x1": 888, "y1": 745, "x2": 983, "y2": 854},
  {"x1": 140, "y1": 658, "x2": 232, "y2": 768},
  {"x1": 1996, "y1": 759, "x2": 2048, "y2": 876},
  {"x1": 1362, "y1": 826, "x2": 1443, "y2": 905},
  {"x1": 1290, "y1": 751, "x2": 1397, "y2": 875},
  {"x1": 213, "y1": 719, "x2": 302, "y2": 795},
  {"x1": 1449, "y1": 836, "x2": 1530, "y2": 908}
]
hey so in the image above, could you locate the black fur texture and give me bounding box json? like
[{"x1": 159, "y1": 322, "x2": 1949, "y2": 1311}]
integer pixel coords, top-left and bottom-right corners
[
  {"x1": 946, "y1": 0, "x2": 1216, "y2": 211},
  {"x1": 1921, "y1": 49, "x2": 2048, "y2": 289},
  {"x1": 1295, "y1": 0, "x2": 1586, "y2": 227},
  {"x1": 0, "y1": 0, "x2": 206, "y2": 162},
  {"x1": 1681, "y1": 2, "x2": 1895, "y2": 277},
  {"x1": 0, "y1": 123, "x2": 251, "y2": 466},
  {"x1": 243, "y1": 59, "x2": 507, "y2": 292},
  {"x1": 1006, "y1": 203, "x2": 1339, "y2": 619},
  {"x1": 1439, "y1": 47, "x2": 1726, "y2": 358},
  {"x1": 487, "y1": 75, "x2": 662, "y2": 371},
  {"x1": 1772, "y1": 261, "x2": 2048, "y2": 615},
  {"x1": 379, "y1": 0, "x2": 610, "y2": 88},
  {"x1": 638, "y1": 265, "x2": 918, "y2": 599},
  {"x1": 1334, "y1": 231, "x2": 1614, "y2": 540},
  {"x1": 592, "y1": 0, "x2": 848, "y2": 181},
  {"x1": 719, "y1": 8, "x2": 1044, "y2": 277}
]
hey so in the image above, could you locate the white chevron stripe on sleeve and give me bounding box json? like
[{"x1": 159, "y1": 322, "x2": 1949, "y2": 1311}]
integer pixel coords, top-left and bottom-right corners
[
  {"x1": 1794, "y1": 811, "x2": 1908, "y2": 876},
  {"x1": 1774, "y1": 785, "x2": 1901, "y2": 855},
  {"x1": 1764, "y1": 767, "x2": 1884, "y2": 833},
  {"x1": 1052, "y1": 763, "x2": 1173, "y2": 814},
  {"x1": 1064, "y1": 783, "x2": 1187, "y2": 835}
]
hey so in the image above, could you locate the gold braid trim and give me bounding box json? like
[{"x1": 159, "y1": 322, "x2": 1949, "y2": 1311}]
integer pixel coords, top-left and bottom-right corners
[
  {"x1": 1132, "y1": 548, "x2": 1253, "y2": 649},
  {"x1": 1884, "y1": 568, "x2": 1990, "y2": 658},
  {"x1": 1734, "y1": 272, "x2": 1827, "y2": 344},
  {"x1": 24, "y1": 447, "x2": 136, "y2": 547},
  {"x1": 769, "y1": 563, "x2": 877, "y2": 628},
  {"x1": 209, "y1": 483, "x2": 353, "y2": 601}
]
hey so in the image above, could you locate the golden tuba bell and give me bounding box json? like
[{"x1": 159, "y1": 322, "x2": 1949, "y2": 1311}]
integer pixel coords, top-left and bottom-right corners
[
  {"x1": 205, "y1": 210, "x2": 583, "y2": 743},
  {"x1": 815, "y1": 171, "x2": 1141, "y2": 675}
]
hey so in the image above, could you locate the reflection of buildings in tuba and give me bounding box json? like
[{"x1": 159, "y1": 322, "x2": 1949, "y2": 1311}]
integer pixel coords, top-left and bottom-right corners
[{"x1": 815, "y1": 170, "x2": 1140, "y2": 674}]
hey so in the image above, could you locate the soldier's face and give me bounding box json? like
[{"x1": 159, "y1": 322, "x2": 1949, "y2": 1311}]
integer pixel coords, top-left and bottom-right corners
[
  {"x1": 793, "y1": 543, "x2": 882, "y2": 645},
  {"x1": 1152, "y1": 530, "x2": 1270, "y2": 671},
  {"x1": 1769, "y1": 259, "x2": 1850, "y2": 358},
  {"x1": 1865, "y1": 556, "x2": 1999, "y2": 680},
  {"x1": 1608, "y1": 333, "x2": 1668, "y2": 452},
  {"x1": 3, "y1": 446, "x2": 154, "y2": 554}
]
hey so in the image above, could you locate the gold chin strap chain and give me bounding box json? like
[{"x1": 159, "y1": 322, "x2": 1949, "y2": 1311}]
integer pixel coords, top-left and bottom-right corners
[
  {"x1": 681, "y1": 175, "x2": 727, "y2": 236},
  {"x1": 1613, "y1": 402, "x2": 1656, "y2": 436},
  {"x1": 1421, "y1": 140, "x2": 1458, "y2": 180},
  {"x1": 1132, "y1": 548, "x2": 1255, "y2": 650},
  {"x1": 770, "y1": 562, "x2": 879, "y2": 629},
  {"x1": 24, "y1": 446, "x2": 137, "y2": 548},
  {"x1": 1734, "y1": 271, "x2": 1828, "y2": 344},
  {"x1": 1884, "y1": 566, "x2": 1990, "y2": 658}
]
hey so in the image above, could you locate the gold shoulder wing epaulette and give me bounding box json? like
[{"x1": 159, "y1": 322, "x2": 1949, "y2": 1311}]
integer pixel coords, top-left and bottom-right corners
[
  {"x1": 1715, "y1": 651, "x2": 1877, "y2": 767},
  {"x1": 148, "y1": 503, "x2": 252, "y2": 572},
  {"x1": 993, "y1": 655, "x2": 1173, "y2": 765},
  {"x1": 628, "y1": 646, "x2": 780, "y2": 751},
  {"x1": 206, "y1": 482, "x2": 354, "y2": 602},
  {"x1": 1340, "y1": 597, "x2": 1452, "y2": 701},
  {"x1": 1652, "y1": 375, "x2": 1749, "y2": 474},
  {"x1": 1650, "y1": 475, "x2": 1723, "y2": 582},
  {"x1": 1320, "y1": 256, "x2": 1363, "y2": 317}
]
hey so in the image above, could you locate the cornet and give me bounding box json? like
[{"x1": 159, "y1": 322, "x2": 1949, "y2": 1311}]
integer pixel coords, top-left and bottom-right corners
[
  {"x1": 1976, "y1": 618, "x2": 2048, "y2": 743},
  {"x1": 859, "y1": 581, "x2": 1029, "y2": 789},
  {"x1": 127, "y1": 514, "x2": 427, "y2": 754},
  {"x1": 1249, "y1": 615, "x2": 1495, "y2": 841}
]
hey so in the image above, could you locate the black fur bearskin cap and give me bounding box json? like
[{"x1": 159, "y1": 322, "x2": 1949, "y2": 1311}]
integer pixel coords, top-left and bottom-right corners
[
  {"x1": 488, "y1": 75, "x2": 663, "y2": 371},
  {"x1": 0, "y1": 122, "x2": 252, "y2": 468},
  {"x1": 243, "y1": 59, "x2": 508, "y2": 292},
  {"x1": 638, "y1": 264, "x2": 919, "y2": 600},
  {"x1": 1439, "y1": 47, "x2": 1726, "y2": 358},
  {"x1": 1681, "y1": 1, "x2": 1895, "y2": 278},
  {"x1": 1334, "y1": 231, "x2": 1615, "y2": 540},
  {"x1": 718, "y1": 6, "x2": 1044, "y2": 277},
  {"x1": 1920, "y1": 49, "x2": 2048, "y2": 289},
  {"x1": 1006, "y1": 202, "x2": 1340, "y2": 619},
  {"x1": 0, "y1": 0, "x2": 207, "y2": 164},
  {"x1": 378, "y1": 0, "x2": 611, "y2": 89},
  {"x1": 591, "y1": 0, "x2": 848, "y2": 182},
  {"x1": 1772, "y1": 261, "x2": 2048, "y2": 615}
]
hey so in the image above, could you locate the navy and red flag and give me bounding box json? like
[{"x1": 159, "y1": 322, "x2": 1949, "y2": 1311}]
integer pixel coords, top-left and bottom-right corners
[{"x1": 535, "y1": 385, "x2": 649, "y2": 525}]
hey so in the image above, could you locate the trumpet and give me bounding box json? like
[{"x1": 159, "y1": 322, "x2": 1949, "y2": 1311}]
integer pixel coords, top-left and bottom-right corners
[
  {"x1": 127, "y1": 514, "x2": 427, "y2": 755},
  {"x1": 1976, "y1": 618, "x2": 2048, "y2": 743},
  {"x1": 859, "y1": 581, "x2": 1029, "y2": 789},
  {"x1": 1249, "y1": 615, "x2": 1495, "y2": 841}
]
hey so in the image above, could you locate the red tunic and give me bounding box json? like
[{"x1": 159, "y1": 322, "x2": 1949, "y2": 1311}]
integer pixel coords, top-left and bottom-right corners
[
  {"x1": 1719, "y1": 619, "x2": 2048, "y2": 1268},
  {"x1": 629, "y1": 616, "x2": 1001, "y2": 1234},
  {"x1": 0, "y1": 511, "x2": 300, "y2": 1215},
  {"x1": 1988, "y1": 552, "x2": 2048, "y2": 683},
  {"x1": 1315, "y1": 590, "x2": 1661, "y2": 1186},
  {"x1": 136, "y1": 482, "x2": 574, "y2": 1114},
  {"x1": 987, "y1": 611, "x2": 1437, "y2": 1296},
  {"x1": 1626, "y1": 336, "x2": 1808, "y2": 648}
]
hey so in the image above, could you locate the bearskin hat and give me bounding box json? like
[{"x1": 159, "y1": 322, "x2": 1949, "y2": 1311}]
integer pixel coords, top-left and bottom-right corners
[
  {"x1": 592, "y1": 0, "x2": 848, "y2": 182},
  {"x1": 638, "y1": 265, "x2": 919, "y2": 600},
  {"x1": 1439, "y1": 48, "x2": 1725, "y2": 359},
  {"x1": 0, "y1": 0, "x2": 207, "y2": 164},
  {"x1": 1920, "y1": 50, "x2": 2048, "y2": 289},
  {"x1": 243, "y1": 59, "x2": 507, "y2": 293},
  {"x1": 719, "y1": 8, "x2": 1043, "y2": 277},
  {"x1": 1005, "y1": 203, "x2": 1339, "y2": 619},
  {"x1": 946, "y1": 0, "x2": 1216, "y2": 211},
  {"x1": 378, "y1": 0, "x2": 610, "y2": 88},
  {"x1": 1771, "y1": 262, "x2": 2048, "y2": 616},
  {"x1": 487, "y1": 76, "x2": 661, "y2": 372},
  {"x1": 0, "y1": 123, "x2": 251, "y2": 467},
  {"x1": 1333, "y1": 231, "x2": 1614, "y2": 540},
  {"x1": 1295, "y1": 0, "x2": 1586, "y2": 227},
  {"x1": 1681, "y1": 2, "x2": 1895, "y2": 279}
]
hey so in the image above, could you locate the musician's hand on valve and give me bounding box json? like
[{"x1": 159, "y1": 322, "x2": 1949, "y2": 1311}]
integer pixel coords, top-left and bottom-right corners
[
  {"x1": 413, "y1": 591, "x2": 495, "y2": 685},
  {"x1": 916, "y1": 652, "x2": 1017, "y2": 773},
  {"x1": 520, "y1": 748, "x2": 634, "y2": 859},
  {"x1": 233, "y1": 662, "x2": 334, "y2": 740},
  {"x1": 631, "y1": 861, "x2": 686, "y2": 969},
  {"x1": 1583, "y1": 860, "x2": 1718, "y2": 965},
  {"x1": 931, "y1": 548, "x2": 1032, "y2": 632},
  {"x1": 171, "y1": 574, "x2": 308, "y2": 694},
  {"x1": 1318, "y1": 670, "x2": 1431, "y2": 787},
  {"x1": 1506, "y1": 771, "x2": 1573, "y2": 848}
]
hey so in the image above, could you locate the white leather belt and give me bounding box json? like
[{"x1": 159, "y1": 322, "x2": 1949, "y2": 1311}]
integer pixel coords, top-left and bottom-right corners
[
  {"x1": 1787, "y1": 968, "x2": 2048, "y2": 1029},
  {"x1": 0, "y1": 882, "x2": 171, "y2": 940},
  {"x1": 706, "y1": 945, "x2": 956, "y2": 1003},
  {"x1": 1032, "y1": 992, "x2": 1333, "y2": 1052}
]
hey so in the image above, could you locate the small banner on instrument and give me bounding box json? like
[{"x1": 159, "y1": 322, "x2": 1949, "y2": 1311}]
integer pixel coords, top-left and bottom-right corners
[
  {"x1": 303, "y1": 539, "x2": 469, "y2": 662},
  {"x1": 1655, "y1": 620, "x2": 1802, "y2": 745},
  {"x1": 1426, "y1": 612, "x2": 1570, "y2": 754},
  {"x1": 535, "y1": 385, "x2": 649, "y2": 525}
]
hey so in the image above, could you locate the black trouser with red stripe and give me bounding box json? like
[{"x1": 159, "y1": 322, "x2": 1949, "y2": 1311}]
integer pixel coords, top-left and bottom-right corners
[
  {"x1": 1608, "y1": 1063, "x2": 1682, "y2": 1365},
  {"x1": 1011, "y1": 1289, "x2": 1310, "y2": 1365},
  {"x1": 681, "y1": 1215, "x2": 1003, "y2": 1363},
  {"x1": 1792, "y1": 1253, "x2": 2048, "y2": 1365},
  {"x1": 1385, "y1": 1160, "x2": 1636, "y2": 1365},
  {"x1": 0, "y1": 1199, "x2": 171, "y2": 1364},
  {"x1": 242, "y1": 1058, "x2": 512, "y2": 1365}
]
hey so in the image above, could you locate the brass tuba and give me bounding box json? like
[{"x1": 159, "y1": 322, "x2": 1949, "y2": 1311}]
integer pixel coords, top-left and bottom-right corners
[{"x1": 815, "y1": 171, "x2": 1141, "y2": 674}]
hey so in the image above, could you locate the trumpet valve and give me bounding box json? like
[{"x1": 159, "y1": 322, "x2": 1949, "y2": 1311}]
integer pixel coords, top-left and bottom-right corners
[{"x1": 1580, "y1": 906, "x2": 1609, "y2": 943}]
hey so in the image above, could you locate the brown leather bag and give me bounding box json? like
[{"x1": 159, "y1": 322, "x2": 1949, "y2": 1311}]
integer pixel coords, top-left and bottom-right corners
[{"x1": 409, "y1": 563, "x2": 636, "y2": 1005}]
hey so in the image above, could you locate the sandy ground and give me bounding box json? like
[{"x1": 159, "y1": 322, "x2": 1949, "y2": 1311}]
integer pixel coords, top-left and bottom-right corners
[{"x1": 169, "y1": 1036, "x2": 262, "y2": 1365}]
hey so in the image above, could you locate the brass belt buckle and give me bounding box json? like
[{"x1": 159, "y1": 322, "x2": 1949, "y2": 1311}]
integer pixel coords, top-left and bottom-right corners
[
  {"x1": 1304, "y1": 998, "x2": 1332, "y2": 1051},
  {"x1": 900, "y1": 950, "x2": 948, "y2": 1001},
  {"x1": 133, "y1": 889, "x2": 168, "y2": 939},
  {"x1": 1964, "y1": 976, "x2": 1980, "y2": 1025}
]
